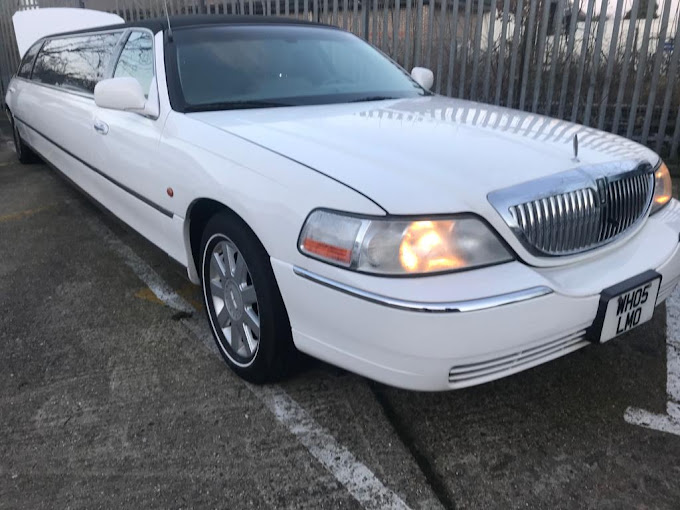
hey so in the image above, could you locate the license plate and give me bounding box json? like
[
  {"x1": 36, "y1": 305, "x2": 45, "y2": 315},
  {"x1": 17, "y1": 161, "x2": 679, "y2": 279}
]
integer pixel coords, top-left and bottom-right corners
[{"x1": 590, "y1": 270, "x2": 662, "y2": 343}]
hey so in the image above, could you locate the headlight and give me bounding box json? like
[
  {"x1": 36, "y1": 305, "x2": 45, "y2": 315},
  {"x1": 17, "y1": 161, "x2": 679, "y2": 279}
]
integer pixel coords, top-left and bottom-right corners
[
  {"x1": 298, "y1": 210, "x2": 513, "y2": 275},
  {"x1": 651, "y1": 161, "x2": 672, "y2": 214}
]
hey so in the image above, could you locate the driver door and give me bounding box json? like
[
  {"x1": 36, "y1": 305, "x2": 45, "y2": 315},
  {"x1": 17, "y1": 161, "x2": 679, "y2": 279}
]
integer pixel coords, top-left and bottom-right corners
[{"x1": 91, "y1": 30, "x2": 177, "y2": 255}]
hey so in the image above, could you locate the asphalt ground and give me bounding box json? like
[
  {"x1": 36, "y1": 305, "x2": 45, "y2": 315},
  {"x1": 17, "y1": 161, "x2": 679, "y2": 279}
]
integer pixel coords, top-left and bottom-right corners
[{"x1": 2, "y1": 120, "x2": 680, "y2": 509}]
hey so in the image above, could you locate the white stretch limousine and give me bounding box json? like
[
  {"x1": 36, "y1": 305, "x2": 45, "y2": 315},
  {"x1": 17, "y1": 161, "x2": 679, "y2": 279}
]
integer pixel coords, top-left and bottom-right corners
[{"x1": 6, "y1": 15, "x2": 680, "y2": 390}]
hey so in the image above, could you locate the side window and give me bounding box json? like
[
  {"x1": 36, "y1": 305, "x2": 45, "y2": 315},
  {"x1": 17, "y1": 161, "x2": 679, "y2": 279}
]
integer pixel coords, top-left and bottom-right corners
[
  {"x1": 17, "y1": 41, "x2": 42, "y2": 78},
  {"x1": 32, "y1": 32, "x2": 123, "y2": 94},
  {"x1": 114, "y1": 31, "x2": 154, "y2": 97}
]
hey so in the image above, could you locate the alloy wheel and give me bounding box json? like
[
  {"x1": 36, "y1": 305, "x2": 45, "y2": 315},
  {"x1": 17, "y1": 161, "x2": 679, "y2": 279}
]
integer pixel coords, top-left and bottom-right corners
[{"x1": 207, "y1": 236, "x2": 261, "y2": 365}]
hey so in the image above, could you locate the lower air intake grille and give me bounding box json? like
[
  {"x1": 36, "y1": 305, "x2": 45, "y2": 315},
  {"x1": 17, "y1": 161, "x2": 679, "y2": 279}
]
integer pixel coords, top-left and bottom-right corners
[
  {"x1": 657, "y1": 276, "x2": 680, "y2": 304},
  {"x1": 448, "y1": 330, "x2": 589, "y2": 388}
]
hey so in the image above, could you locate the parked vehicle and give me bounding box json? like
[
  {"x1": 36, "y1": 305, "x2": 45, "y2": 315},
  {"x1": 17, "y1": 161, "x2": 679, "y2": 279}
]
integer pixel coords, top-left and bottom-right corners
[{"x1": 5, "y1": 15, "x2": 680, "y2": 390}]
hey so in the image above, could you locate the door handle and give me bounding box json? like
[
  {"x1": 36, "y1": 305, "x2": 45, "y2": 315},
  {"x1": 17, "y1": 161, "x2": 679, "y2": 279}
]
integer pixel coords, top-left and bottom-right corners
[{"x1": 93, "y1": 119, "x2": 109, "y2": 135}]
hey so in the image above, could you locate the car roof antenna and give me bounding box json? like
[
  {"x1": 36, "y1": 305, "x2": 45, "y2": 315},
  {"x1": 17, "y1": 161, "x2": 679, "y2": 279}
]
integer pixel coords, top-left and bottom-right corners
[{"x1": 163, "y1": 0, "x2": 174, "y2": 42}]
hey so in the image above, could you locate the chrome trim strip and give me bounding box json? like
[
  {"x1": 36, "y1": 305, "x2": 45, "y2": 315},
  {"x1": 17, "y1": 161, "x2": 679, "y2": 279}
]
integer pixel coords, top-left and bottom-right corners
[
  {"x1": 16, "y1": 116, "x2": 174, "y2": 218},
  {"x1": 105, "y1": 28, "x2": 133, "y2": 79},
  {"x1": 293, "y1": 266, "x2": 553, "y2": 313},
  {"x1": 13, "y1": 76, "x2": 95, "y2": 100},
  {"x1": 40, "y1": 26, "x2": 127, "y2": 42}
]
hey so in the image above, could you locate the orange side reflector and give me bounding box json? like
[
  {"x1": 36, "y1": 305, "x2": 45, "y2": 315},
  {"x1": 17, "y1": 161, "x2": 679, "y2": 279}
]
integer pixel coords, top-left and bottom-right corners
[{"x1": 302, "y1": 238, "x2": 352, "y2": 264}]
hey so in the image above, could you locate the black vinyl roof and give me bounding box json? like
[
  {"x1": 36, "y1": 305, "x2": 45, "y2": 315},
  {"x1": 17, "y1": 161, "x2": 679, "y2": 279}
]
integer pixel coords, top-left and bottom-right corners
[{"x1": 50, "y1": 15, "x2": 327, "y2": 38}]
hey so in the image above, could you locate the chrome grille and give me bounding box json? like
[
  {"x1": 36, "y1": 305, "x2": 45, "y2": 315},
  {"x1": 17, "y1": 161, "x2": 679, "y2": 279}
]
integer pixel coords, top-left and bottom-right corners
[{"x1": 498, "y1": 165, "x2": 654, "y2": 256}]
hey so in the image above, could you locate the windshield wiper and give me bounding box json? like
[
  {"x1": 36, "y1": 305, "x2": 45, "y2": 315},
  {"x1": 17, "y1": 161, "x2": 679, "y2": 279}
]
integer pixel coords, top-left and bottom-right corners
[
  {"x1": 185, "y1": 100, "x2": 292, "y2": 112},
  {"x1": 348, "y1": 96, "x2": 400, "y2": 103}
]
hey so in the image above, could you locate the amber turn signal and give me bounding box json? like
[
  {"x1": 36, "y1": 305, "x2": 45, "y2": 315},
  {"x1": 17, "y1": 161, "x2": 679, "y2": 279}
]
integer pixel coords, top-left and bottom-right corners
[{"x1": 651, "y1": 162, "x2": 672, "y2": 214}]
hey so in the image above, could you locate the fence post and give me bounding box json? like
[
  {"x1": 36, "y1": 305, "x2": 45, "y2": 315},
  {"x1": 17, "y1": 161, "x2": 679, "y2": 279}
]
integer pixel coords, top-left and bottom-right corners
[
  {"x1": 640, "y1": 0, "x2": 674, "y2": 145},
  {"x1": 0, "y1": 0, "x2": 17, "y2": 109},
  {"x1": 413, "y1": 0, "x2": 423, "y2": 67},
  {"x1": 655, "y1": 16, "x2": 680, "y2": 155}
]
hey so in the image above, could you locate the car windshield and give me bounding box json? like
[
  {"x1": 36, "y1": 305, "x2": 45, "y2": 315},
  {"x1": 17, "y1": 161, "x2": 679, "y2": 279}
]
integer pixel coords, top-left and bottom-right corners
[{"x1": 172, "y1": 25, "x2": 428, "y2": 112}]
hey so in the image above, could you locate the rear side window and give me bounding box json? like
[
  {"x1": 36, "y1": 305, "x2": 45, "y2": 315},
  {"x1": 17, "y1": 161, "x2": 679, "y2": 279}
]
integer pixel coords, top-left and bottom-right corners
[
  {"x1": 17, "y1": 41, "x2": 43, "y2": 78},
  {"x1": 32, "y1": 32, "x2": 123, "y2": 94},
  {"x1": 113, "y1": 31, "x2": 154, "y2": 97}
]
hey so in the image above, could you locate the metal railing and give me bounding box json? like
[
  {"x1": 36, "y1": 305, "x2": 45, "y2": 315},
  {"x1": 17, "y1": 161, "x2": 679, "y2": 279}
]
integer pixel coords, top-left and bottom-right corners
[{"x1": 0, "y1": 0, "x2": 678, "y2": 158}]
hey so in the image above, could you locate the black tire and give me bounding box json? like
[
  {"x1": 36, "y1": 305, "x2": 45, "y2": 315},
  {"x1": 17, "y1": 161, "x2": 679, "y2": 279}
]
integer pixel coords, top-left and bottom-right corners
[
  {"x1": 200, "y1": 210, "x2": 298, "y2": 384},
  {"x1": 10, "y1": 114, "x2": 37, "y2": 164}
]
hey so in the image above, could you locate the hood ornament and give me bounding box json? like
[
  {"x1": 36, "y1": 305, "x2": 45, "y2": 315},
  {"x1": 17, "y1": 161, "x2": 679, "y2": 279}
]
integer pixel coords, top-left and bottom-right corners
[{"x1": 572, "y1": 133, "x2": 579, "y2": 162}]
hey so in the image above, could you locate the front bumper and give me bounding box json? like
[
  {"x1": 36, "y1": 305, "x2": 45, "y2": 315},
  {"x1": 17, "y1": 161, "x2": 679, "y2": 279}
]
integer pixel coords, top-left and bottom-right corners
[{"x1": 273, "y1": 200, "x2": 680, "y2": 391}]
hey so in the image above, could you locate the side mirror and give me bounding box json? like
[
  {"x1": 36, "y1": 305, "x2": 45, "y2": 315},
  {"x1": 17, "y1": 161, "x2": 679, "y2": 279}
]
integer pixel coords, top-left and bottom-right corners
[
  {"x1": 411, "y1": 67, "x2": 434, "y2": 91},
  {"x1": 95, "y1": 77, "x2": 146, "y2": 112}
]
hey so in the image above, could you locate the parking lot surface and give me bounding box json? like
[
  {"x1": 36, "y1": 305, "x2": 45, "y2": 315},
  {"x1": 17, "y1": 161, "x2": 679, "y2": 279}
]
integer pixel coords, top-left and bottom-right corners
[{"x1": 2, "y1": 123, "x2": 680, "y2": 509}]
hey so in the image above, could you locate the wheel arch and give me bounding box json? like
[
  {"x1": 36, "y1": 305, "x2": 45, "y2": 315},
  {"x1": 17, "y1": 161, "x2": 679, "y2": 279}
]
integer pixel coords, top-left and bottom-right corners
[{"x1": 184, "y1": 197, "x2": 264, "y2": 284}]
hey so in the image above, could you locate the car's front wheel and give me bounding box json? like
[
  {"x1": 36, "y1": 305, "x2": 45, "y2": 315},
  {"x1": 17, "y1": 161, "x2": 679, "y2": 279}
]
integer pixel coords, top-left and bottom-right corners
[
  {"x1": 200, "y1": 211, "x2": 297, "y2": 383},
  {"x1": 10, "y1": 114, "x2": 37, "y2": 164}
]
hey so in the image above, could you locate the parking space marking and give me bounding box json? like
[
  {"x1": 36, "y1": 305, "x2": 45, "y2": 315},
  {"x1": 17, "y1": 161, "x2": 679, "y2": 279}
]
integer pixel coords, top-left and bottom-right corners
[
  {"x1": 624, "y1": 286, "x2": 680, "y2": 435},
  {"x1": 83, "y1": 213, "x2": 413, "y2": 510},
  {"x1": 254, "y1": 385, "x2": 412, "y2": 510},
  {"x1": 83, "y1": 216, "x2": 194, "y2": 314}
]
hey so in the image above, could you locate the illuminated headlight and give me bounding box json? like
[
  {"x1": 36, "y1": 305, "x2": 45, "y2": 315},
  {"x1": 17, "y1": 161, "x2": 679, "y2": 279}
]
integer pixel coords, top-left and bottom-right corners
[
  {"x1": 651, "y1": 161, "x2": 673, "y2": 214},
  {"x1": 298, "y1": 210, "x2": 514, "y2": 275}
]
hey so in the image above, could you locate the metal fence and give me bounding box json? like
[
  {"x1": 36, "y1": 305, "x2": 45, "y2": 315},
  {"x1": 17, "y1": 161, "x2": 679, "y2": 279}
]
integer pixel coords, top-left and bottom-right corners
[{"x1": 1, "y1": 0, "x2": 679, "y2": 158}]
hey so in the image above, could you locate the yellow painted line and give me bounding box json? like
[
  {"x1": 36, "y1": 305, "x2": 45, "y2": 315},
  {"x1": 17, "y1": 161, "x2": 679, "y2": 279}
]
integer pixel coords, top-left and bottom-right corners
[
  {"x1": 134, "y1": 287, "x2": 165, "y2": 306},
  {"x1": 0, "y1": 162, "x2": 13, "y2": 167},
  {"x1": 0, "y1": 204, "x2": 57, "y2": 224},
  {"x1": 134, "y1": 282, "x2": 203, "y2": 311}
]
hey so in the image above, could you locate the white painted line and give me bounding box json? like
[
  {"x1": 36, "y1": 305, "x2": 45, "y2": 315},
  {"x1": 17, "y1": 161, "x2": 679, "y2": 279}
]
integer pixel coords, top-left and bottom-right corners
[
  {"x1": 182, "y1": 318, "x2": 414, "y2": 509},
  {"x1": 625, "y1": 285, "x2": 680, "y2": 435},
  {"x1": 84, "y1": 214, "x2": 414, "y2": 510},
  {"x1": 186, "y1": 318, "x2": 415, "y2": 509},
  {"x1": 624, "y1": 407, "x2": 680, "y2": 435},
  {"x1": 83, "y1": 216, "x2": 194, "y2": 314},
  {"x1": 252, "y1": 385, "x2": 412, "y2": 510},
  {"x1": 665, "y1": 285, "x2": 680, "y2": 420}
]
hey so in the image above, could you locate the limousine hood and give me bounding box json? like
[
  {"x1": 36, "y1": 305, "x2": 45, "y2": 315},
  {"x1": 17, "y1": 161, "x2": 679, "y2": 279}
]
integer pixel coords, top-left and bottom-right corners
[{"x1": 188, "y1": 95, "x2": 659, "y2": 215}]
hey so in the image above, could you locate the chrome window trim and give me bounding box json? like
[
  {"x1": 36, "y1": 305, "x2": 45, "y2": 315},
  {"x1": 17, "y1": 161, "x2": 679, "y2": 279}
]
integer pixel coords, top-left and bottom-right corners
[
  {"x1": 13, "y1": 76, "x2": 96, "y2": 100},
  {"x1": 293, "y1": 266, "x2": 553, "y2": 313},
  {"x1": 487, "y1": 159, "x2": 656, "y2": 257},
  {"x1": 38, "y1": 26, "x2": 128, "y2": 43},
  {"x1": 104, "y1": 28, "x2": 133, "y2": 79}
]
